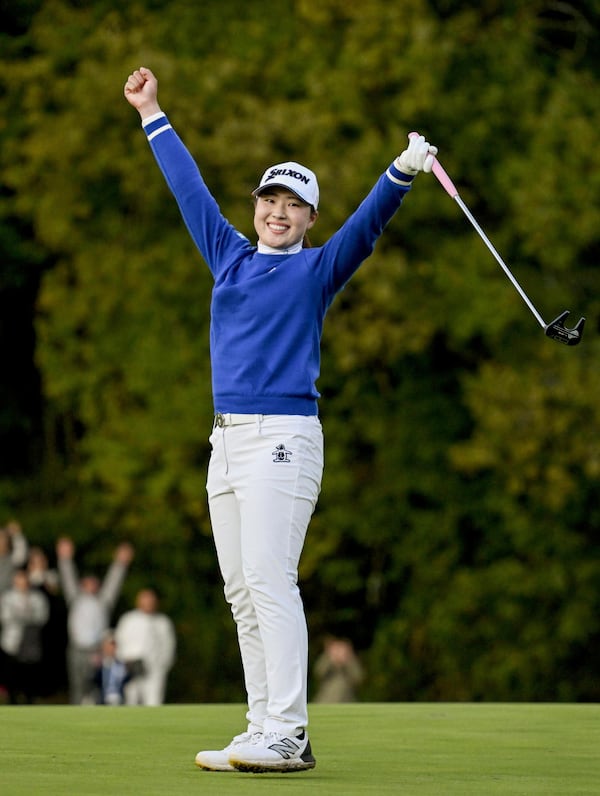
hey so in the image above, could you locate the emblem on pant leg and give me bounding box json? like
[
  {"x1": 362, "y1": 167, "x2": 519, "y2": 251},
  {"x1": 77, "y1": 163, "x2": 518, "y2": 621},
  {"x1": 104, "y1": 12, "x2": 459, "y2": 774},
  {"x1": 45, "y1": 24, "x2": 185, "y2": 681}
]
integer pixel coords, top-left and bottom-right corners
[{"x1": 272, "y1": 444, "x2": 293, "y2": 463}]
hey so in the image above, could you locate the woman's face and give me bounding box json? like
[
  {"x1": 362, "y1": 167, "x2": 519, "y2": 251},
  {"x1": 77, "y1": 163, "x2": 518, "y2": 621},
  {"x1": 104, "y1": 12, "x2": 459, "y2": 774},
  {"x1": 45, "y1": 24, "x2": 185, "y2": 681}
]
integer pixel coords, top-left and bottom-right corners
[{"x1": 253, "y1": 187, "x2": 318, "y2": 249}]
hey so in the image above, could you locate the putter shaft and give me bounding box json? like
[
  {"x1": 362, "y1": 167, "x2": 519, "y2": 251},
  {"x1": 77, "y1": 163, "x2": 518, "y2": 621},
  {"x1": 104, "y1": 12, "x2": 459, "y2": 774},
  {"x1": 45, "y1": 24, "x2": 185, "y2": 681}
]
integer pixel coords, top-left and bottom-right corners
[
  {"x1": 452, "y1": 195, "x2": 546, "y2": 329},
  {"x1": 426, "y1": 150, "x2": 584, "y2": 344}
]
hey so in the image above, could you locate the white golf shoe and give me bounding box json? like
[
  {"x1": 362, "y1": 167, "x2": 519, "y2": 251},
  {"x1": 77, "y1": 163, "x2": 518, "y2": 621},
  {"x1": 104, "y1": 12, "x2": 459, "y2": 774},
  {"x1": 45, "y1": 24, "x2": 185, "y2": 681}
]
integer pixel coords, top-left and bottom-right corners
[
  {"x1": 229, "y1": 729, "x2": 316, "y2": 773},
  {"x1": 195, "y1": 731, "x2": 262, "y2": 772}
]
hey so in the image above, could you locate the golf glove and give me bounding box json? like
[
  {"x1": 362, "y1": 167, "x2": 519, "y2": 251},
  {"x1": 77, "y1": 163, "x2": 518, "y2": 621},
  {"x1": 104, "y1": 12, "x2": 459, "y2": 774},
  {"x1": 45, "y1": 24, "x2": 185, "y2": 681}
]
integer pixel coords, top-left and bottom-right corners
[{"x1": 396, "y1": 134, "x2": 438, "y2": 175}]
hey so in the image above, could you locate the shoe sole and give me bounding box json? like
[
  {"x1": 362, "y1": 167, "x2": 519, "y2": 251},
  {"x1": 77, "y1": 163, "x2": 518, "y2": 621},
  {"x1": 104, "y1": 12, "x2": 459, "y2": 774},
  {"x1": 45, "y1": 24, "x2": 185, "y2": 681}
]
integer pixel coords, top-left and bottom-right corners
[
  {"x1": 194, "y1": 761, "x2": 236, "y2": 772},
  {"x1": 230, "y1": 757, "x2": 316, "y2": 774}
]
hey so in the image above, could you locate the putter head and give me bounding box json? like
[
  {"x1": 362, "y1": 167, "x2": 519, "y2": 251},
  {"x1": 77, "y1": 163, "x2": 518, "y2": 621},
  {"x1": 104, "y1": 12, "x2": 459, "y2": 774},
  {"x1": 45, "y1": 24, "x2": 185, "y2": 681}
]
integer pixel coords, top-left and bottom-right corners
[{"x1": 544, "y1": 310, "x2": 585, "y2": 346}]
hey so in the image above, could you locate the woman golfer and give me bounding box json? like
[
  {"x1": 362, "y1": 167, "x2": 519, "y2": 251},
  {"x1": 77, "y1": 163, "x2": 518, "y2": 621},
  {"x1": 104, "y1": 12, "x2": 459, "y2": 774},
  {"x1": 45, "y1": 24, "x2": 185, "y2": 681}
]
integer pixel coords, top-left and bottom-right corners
[{"x1": 124, "y1": 66, "x2": 437, "y2": 773}]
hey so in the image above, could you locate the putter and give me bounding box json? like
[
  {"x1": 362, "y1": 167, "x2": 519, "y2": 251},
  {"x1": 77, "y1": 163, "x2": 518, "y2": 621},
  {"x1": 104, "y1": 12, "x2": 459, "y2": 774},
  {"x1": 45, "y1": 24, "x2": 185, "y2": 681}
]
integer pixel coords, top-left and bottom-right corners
[{"x1": 410, "y1": 133, "x2": 585, "y2": 345}]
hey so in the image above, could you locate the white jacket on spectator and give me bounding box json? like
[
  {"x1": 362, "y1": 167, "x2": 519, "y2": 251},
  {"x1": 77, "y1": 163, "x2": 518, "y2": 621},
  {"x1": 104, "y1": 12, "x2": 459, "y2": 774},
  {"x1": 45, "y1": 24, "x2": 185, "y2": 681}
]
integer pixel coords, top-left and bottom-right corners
[{"x1": 115, "y1": 588, "x2": 176, "y2": 705}]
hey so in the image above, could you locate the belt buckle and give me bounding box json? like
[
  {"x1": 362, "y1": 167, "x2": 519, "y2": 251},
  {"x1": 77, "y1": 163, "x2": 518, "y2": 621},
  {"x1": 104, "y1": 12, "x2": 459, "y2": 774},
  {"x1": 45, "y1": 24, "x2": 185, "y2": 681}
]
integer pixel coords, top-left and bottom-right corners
[{"x1": 215, "y1": 413, "x2": 225, "y2": 428}]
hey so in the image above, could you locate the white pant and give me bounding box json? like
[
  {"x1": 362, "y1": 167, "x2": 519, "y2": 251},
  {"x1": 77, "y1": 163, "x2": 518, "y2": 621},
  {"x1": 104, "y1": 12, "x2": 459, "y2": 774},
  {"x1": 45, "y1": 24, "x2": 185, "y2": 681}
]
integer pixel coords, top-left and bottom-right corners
[
  {"x1": 123, "y1": 669, "x2": 167, "y2": 706},
  {"x1": 207, "y1": 415, "x2": 323, "y2": 736}
]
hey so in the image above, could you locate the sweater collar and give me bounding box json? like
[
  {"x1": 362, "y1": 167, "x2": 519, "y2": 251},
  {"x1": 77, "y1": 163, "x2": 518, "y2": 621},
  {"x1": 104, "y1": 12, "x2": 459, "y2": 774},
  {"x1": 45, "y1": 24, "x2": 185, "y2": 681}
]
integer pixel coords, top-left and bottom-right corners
[{"x1": 257, "y1": 240, "x2": 303, "y2": 255}]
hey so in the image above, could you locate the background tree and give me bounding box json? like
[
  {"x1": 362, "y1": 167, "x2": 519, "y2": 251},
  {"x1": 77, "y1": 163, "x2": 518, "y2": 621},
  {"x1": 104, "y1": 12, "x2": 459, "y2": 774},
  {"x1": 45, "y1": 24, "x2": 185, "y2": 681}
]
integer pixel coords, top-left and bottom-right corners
[{"x1": 0, "y1": 0, "x2": 598, "y2": 701}]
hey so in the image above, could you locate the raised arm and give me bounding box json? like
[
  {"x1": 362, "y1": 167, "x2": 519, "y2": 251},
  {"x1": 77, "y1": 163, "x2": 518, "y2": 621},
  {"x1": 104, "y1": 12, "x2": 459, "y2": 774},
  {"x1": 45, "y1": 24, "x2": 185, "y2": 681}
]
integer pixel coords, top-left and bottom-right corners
[
  {"x1": 123, "y1": 66, "x2": 251, "y2": 276},
  {"x1": 55, "y1": 536, "x2": 80, "y2": 605}
]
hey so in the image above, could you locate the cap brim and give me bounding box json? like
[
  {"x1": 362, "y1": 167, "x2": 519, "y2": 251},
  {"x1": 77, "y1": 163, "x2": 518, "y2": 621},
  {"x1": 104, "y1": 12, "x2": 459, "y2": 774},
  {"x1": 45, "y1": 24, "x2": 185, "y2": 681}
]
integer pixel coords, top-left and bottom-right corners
[{"x1": 252, "y1": 183, "x2": 311, "y2": 205}]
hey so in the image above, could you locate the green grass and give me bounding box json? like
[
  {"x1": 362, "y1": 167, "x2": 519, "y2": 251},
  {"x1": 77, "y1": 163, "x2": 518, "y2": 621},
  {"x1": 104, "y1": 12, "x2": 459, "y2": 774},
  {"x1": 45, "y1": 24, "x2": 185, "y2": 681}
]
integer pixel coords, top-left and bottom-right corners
[{"x1": 1, "y1": 703, "x2": 599, "y2": 795}]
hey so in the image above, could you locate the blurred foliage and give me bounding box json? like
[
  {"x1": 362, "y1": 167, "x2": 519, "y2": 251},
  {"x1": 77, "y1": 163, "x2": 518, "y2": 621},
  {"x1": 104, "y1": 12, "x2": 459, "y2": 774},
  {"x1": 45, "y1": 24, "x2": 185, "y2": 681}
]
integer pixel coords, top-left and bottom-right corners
[{"x1": 0, "y1": 0, "x2": 599, "y2": 702}]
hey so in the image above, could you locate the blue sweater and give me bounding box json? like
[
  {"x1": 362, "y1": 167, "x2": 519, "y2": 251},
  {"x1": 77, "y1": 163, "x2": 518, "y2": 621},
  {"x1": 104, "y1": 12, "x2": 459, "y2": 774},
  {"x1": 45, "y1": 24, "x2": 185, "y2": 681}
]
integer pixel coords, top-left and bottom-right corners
[{"x1": 143, "y1": 113, "x2": 414, "y2": 415}]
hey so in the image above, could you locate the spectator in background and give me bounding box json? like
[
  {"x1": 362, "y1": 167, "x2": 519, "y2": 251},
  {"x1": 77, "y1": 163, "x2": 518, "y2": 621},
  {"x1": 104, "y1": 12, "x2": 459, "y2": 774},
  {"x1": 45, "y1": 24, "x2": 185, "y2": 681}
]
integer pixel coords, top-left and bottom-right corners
[
  {"x1": 115, "y1": 588, "x2": 176, "y2": 706},
  {"x1": 27, "y1": 546, "x2": 68, "y2": 699},
  {"x1": 0, "y1": 568, "x2": 49, "y2": 703},
  {"x1": 92, "y1": 630, "x2": 131, "y2": 705},
  {"x1": 0, "y1": 520, "x2": 29, "y2": 594},
  {"x1": 27, "y1": 546, "x2": 60, "y2": 594},
  {"x1": 313, "y1": 636, "x2": 364, "y2": 703},
  {"x1": 56, "y1": 537, "x2": 134, "y2": 705}
]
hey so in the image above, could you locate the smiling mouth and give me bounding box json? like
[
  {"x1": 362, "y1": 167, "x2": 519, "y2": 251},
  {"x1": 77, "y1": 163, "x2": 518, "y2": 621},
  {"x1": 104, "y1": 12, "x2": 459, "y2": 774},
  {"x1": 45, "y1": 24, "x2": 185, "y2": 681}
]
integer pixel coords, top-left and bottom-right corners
[{"x1": 268, "y1": 223, "x2": 289, "y2": 233}]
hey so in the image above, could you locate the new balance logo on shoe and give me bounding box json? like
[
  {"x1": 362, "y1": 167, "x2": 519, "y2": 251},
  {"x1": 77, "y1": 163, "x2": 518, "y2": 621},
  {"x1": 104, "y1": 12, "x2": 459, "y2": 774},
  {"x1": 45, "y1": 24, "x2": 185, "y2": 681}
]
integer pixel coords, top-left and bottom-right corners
[{"x1": 266, "y1": 736, "x2": 301, "y2": 759}]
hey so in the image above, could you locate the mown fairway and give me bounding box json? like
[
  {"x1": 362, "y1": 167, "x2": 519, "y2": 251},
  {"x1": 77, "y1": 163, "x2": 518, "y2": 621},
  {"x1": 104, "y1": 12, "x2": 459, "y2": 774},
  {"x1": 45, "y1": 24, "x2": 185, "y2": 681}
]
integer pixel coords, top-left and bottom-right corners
[{"x1": 1, "y1": 702, "x2": 598, "y2": 795}]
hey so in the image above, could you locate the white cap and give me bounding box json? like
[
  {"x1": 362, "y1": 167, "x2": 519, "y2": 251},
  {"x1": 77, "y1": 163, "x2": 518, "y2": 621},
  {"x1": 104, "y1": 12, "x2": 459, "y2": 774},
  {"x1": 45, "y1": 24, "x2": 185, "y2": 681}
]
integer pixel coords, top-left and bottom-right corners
[{"x1": 252, "y1": 161, "x2": 319, "y2": 209}]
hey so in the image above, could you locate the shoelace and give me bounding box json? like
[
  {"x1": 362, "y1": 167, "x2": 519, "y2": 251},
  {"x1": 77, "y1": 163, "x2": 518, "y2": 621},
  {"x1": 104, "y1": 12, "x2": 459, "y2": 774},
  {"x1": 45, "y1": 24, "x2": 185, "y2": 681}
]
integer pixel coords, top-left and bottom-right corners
[
  {"x1": 232, "y1": 731, "x2": 263, "y2": 746},
  {"x1": 263, "y1": 731, "x2": 300, "y2": 746}
]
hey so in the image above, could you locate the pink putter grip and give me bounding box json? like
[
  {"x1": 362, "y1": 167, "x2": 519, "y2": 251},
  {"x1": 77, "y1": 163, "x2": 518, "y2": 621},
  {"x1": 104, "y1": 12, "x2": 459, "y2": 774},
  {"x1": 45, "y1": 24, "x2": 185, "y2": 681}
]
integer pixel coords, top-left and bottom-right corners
[
  {"x1": 431, "y1": 160, "x2": 459, "y2": 198},
  {"x1": 408, "y1": 131, "x2": 458, "y2": 198}
]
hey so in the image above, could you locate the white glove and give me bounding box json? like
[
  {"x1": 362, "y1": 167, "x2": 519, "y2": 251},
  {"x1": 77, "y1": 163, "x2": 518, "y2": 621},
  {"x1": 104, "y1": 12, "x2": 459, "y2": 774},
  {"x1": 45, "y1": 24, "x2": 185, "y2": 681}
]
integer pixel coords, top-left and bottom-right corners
[{"x1": 396, "y1": 134, "x2": 438, "y2": 175}]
